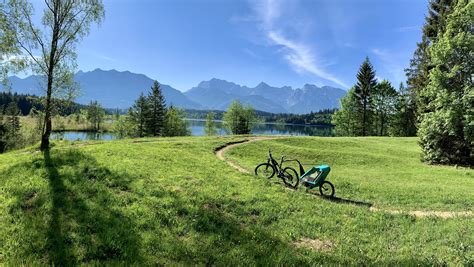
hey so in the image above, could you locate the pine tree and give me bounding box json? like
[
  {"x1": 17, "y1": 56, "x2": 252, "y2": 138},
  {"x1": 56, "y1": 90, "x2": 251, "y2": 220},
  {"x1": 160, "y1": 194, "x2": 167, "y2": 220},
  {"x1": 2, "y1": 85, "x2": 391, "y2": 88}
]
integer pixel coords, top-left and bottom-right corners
[
  {"x1": 372, "y1": 80, "x2": 397, "y2": 136},
  {"x1": 2, "y1": 102, "x2": 22, "y2": 151},
  {"x1": 128, "y1": 93, "x2": 149, "y2": 137},
  {"x1": 354, "y1": 57, "x2": 377, "y2": 136},
  {"x1": 418, "y1": 0, "x2": 473, "y2": 165},
  {"x1": 406, "y1": 0, "x2": 455, "y2": 116},
  {"x1": 146, "y1": 81, "x2": 166, "y2": 136},
  {"x1": 5, "y1": 102, "x2": 20, "y2": 133}
]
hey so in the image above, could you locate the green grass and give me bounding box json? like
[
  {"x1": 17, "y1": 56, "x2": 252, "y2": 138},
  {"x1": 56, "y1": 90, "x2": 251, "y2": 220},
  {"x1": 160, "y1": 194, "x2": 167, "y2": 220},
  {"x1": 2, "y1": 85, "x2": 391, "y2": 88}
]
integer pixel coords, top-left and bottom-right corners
[
  {"x1": 227, "y1": 137, "x2": 474, "y2": 211},
  {"x1": 0, "y1": 136, "x2": 472, "y2": 265}
]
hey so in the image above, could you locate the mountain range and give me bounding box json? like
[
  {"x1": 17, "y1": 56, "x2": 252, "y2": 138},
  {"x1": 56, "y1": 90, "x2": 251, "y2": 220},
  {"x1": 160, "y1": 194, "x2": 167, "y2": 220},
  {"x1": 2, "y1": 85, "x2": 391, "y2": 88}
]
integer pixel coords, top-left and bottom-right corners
[{"x1": 2, "y1": 68, "x2": 346, "y2": 114}]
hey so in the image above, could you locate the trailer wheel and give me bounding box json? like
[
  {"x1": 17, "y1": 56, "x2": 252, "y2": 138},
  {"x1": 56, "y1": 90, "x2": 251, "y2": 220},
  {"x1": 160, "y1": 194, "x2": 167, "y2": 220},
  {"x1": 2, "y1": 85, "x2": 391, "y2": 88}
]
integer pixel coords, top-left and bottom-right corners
[{"x1": 319, "y1": 181, "x2": 335, "y2": 198}]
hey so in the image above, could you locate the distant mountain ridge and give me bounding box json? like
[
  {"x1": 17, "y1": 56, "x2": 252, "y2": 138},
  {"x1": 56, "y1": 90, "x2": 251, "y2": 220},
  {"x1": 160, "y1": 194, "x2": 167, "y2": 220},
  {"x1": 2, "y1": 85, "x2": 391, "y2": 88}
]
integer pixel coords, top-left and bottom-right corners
[
  {"x1": 184, "y1": 78, "x2": 346, "y2": 114},
  {"x1": 2, "y1": 69, "x2": 346, "y2": 114}
]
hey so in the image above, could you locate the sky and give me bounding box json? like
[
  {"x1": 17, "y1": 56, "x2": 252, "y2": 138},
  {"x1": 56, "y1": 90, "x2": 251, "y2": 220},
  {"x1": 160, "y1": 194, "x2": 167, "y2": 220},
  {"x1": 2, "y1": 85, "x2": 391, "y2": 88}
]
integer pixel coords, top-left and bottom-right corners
[{"x1": 31, "y1": 0, "x2": 428, "y2": 91}]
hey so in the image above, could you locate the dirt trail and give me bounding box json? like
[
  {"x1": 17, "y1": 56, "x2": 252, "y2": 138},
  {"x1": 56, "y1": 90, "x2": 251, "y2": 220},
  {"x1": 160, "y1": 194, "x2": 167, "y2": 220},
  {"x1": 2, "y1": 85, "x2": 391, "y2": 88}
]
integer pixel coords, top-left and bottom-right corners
[
  {"x1": 215, "y1": 136, "x2": 279, "y2": 173},
  {"x1": 369, "y1": 207, "x2": 472, "y2": 218},
  {"x1": 214, "y1": 137, "x2": 473, "y2": 219}
]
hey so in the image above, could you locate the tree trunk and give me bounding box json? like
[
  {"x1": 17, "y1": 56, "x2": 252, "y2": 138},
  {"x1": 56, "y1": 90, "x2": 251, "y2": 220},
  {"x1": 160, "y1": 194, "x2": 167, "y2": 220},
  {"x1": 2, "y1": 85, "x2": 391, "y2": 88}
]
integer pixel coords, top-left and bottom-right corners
[
  {"x1": 40, "y1": 79, "x2": 53, "y2": 151},
  {"x1": 362, "y1": 99, "x2": 367, "y2": 136},
  {"x1": 40, "y1": 5, "x2": 59, "y2": 151}
]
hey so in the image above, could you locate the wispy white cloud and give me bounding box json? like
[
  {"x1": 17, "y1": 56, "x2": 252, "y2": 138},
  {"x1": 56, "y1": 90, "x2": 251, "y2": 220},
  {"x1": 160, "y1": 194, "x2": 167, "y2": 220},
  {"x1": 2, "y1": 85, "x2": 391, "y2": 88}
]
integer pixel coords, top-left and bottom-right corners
[
  {"x1": 371, "y1": 48, "x2": 390, "y2": 61},
  {"x1": 371, "y1": 48, "x2": 406, "y2": 84},
  {"x1": 97, "y1": 54, "x2": 117, "y2": 62},
  {"x1": 249, "y1": 0, "x2": 348, "y2": 88},
  {"x1": 242, "y1": 48, "x2": 263, "y2": 60},
  {"x1": 268, "y1": 31, "x2": 348, "y2": 88}
]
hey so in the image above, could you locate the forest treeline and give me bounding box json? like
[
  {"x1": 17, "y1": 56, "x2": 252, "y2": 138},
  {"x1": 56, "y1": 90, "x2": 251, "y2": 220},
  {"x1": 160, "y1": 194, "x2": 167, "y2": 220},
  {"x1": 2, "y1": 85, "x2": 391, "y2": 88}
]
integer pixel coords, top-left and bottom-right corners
[
  {"x1": 1, "y1": 91, "x2": 335, "y2": 126},
  {"x1": 0, "y1": 92, "x2": 85, "y2": 116},
  {"x1": 186, "y1": 109, "x2": 334, "y2": 126},
  {"x1": 333, "y1": 0, "x2": 472, "y2": 165}
]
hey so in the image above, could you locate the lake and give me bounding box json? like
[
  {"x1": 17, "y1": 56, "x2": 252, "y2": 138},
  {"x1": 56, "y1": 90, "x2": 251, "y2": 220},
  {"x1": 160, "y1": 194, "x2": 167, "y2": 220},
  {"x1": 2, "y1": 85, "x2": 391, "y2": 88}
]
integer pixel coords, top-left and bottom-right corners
[{"x1": 51, "y1": 119, "x2": 334, "y2": 141}]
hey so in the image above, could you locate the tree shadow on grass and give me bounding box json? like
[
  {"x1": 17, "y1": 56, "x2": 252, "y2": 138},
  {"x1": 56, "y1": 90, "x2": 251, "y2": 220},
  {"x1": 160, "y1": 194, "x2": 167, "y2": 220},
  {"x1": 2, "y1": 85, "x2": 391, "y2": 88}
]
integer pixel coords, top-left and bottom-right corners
[
  {"x1": 313, "y1": 193, "x2": 373, "y2": 208},
  {"x1": 3, "y1": 149, "x2": 142, "y2": 265}
]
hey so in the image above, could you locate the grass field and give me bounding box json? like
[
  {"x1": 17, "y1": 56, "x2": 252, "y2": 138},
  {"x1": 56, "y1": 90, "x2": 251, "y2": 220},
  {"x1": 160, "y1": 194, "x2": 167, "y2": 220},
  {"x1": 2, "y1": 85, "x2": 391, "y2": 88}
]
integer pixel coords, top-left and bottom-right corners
[{"x1": 0, "y1": 136, "x2": 472, "y2": 265}]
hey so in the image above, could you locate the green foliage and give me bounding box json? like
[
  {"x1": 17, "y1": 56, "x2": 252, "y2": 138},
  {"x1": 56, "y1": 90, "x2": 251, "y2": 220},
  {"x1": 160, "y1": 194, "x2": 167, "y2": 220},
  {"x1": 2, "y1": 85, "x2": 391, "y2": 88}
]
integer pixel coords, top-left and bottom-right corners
[
  {"x1": 406, "y1": 0, "x2": 455, "y2": 116},
  {"x1": 146, "y1": 81, "x2": 166, "y2": 136},
  {"x1": 354, "y1": 57, "x2": 377, "y2": 136},
  {"x1": 0, "y1": 136, "x2": 472, "y2": 264},
  {"x1": 0, "y1": 1, "x2": 25, "y2": 87},
  {"x1": 113, "y1": 115, "x2": 133, "y2": 138},
  {"x1": 372, "y1": 80, "x2": 398, "y2": 136},
  {"x1": 125, "y1": 83, "x2": 190, "y2": 138},
  {"x1": 86, "y1": 100, "x2": 105, "y2": 131},
  {"x1": 0, "y1": 92, "x2": 85, "y2": 116},
  {"x1": 5, "y1": 0, "x2": 105, "y2": 150},
  {"x1": 223, "y1": 101, "x2": 257, "y2": 135},
  {"x1": 332, "y1": 58, "x2": 380, "y2": 137},
  {"x1": 0, "y1": 102, "x2": 40, "y2": 152},
  {"x1": 332, "y1": 88, "x2": 361, "y2": 136},
  {"x1": 163, "y1": 106, "x2": 191, "y2": 137},
  {"x1": 418, "y1": 0, "x2": 473, "y2": 165},
  {"x1": 128, "y1": 93, "x2": 148, "y2": 137},
  {"x1": 389, "y1": 83, "x2": 417, "y2": 137},
  {"x1": 204, "y1": 112, "x2": 217, "y2": 136}
]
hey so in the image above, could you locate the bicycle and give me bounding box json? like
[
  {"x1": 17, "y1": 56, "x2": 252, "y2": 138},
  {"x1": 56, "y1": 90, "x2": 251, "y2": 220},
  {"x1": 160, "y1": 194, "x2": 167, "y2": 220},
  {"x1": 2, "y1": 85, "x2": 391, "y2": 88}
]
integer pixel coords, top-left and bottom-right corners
[
  {"x1": 254, "y1": 150, "x2": 299, "y2": 188},
  {"x1": 255, "y1": 150, "x2": 336, "y2": 197}
]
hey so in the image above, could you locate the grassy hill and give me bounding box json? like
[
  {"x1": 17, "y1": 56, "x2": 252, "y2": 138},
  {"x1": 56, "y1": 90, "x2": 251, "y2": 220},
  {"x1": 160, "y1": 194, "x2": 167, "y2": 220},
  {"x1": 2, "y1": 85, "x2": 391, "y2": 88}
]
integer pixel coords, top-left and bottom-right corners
[{"x1": 0, "y1": 136, "x2": 472, "y2": 265}]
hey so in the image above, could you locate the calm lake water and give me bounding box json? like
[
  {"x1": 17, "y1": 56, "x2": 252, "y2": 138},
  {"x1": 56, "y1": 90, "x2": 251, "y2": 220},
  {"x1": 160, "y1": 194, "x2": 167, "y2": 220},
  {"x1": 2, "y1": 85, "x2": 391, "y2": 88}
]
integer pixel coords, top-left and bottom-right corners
[{"x1": 52, "y1": 119, "x2": 334, "y2": 141}]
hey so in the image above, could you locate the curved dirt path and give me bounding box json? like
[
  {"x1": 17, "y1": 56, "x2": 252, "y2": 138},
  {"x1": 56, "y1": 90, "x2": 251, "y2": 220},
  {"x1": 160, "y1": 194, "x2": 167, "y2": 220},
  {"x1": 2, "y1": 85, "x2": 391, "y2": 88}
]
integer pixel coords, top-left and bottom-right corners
[
  {"x1": 214, "y1": 137, "x2": 473, "y2": 219},
  {"x1": 215, "y1": 136, "x2": 279, "y2": 173}
]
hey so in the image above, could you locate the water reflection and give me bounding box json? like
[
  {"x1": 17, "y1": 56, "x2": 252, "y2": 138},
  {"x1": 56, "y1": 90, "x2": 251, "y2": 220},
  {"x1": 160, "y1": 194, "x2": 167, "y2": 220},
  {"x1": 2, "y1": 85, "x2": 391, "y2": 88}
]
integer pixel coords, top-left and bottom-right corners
[
  {"x1": 52, "y1": 120, "x2": 334, "y2": 141},
  {"x1": 187, "y1": 119, "x2": 333, "y2": 137},
  {"x1": 51, "y1": 131, "x2": 117, "y2": 141}
]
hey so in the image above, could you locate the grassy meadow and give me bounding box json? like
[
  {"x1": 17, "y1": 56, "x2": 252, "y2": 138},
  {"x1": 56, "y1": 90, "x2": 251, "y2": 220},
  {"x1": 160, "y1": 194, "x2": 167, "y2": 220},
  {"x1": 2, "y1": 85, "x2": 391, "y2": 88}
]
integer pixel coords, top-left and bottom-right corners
[{"x1": 0, "y1": 136, "x2": 472, "y2": 265}]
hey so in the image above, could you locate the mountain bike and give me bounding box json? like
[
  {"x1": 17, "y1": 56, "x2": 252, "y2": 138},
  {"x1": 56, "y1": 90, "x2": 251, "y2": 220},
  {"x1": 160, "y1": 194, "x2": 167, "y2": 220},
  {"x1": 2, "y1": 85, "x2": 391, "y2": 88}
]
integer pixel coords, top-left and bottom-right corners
[{"x1": 254, "y1": 150, "x2": 299, "y2": 188}]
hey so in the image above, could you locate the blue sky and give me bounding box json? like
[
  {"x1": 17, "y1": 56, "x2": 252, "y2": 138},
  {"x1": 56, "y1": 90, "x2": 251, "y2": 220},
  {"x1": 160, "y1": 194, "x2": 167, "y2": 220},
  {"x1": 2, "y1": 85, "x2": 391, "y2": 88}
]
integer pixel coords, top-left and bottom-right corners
[{"x1": 35, "y1": 0, "x2": 428, "y2": 91}]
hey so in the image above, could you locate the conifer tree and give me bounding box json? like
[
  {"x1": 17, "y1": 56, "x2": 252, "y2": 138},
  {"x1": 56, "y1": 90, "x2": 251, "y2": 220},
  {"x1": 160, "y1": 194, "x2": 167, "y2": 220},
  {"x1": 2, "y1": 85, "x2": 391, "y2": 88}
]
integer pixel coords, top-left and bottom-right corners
[
  {"x1": 146, "y1": 81, "x2": 166, "y2": 136},
  {"x1": 128, "y1": 93, "x2": 149, "y2": 137},
  {"x1": 5, "y1": 102, "x2": 20, "y2": 133},
  {"x1": 1, "y1": 102, "x2": 22, "y2": 151},
  {"x1": 354, "y1": 57, "x2": 377, "y2": 136},
  {"x1": 406, "y1": 0, "x2": 455, "y2": 116}
]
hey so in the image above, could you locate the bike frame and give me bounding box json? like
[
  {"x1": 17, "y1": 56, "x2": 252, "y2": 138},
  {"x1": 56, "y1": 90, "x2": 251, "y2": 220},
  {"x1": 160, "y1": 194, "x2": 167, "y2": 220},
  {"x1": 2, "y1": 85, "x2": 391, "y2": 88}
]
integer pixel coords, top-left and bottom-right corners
[{"x1": 267, "y1": 150, "x2": 306, "y2": 177}]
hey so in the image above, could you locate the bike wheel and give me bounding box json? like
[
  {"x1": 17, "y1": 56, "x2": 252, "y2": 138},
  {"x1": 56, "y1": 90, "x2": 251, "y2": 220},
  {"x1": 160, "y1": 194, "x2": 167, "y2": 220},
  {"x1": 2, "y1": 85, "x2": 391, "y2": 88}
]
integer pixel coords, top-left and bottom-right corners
[
  {"x1": 282, "y1": 167, "x2": 299, "y2": 189},
  {"x1": 255, "y1": 163, "x2": 275, "y2": 179},
  {"x1": 319, "y1": 181, "x2": 335, "y2": 198}
]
